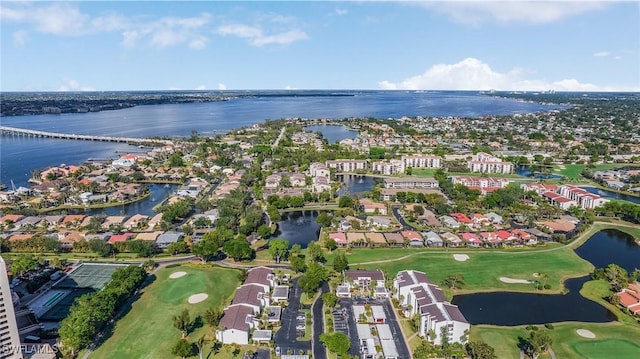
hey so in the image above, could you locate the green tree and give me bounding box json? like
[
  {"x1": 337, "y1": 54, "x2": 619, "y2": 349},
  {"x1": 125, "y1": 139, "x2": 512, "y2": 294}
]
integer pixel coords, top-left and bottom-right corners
[
  {"x1": 192, "y1": 237, "x2": 220, "y2": 263},
  {"x1": 268, "y1": 238, "x2": 290, "y2": 263},
  {"x1": 203, "y1": 307, "x2": 223, "y2": 327},
  {"x1": 333, "y1": 251, "x2": 349, "y2": 272},
  {"x1": 523, "y1": 330, "x2": 552, "y2": 359},
  {"x1": 441, "y1": 274, "x2": 465, "y2": 290},
  {"x1": 173, "y1": 309, "x2": 191, "y2": 338},
  {"x1": 325, "y1": 237, "x2": 337, "y2": 252},
  {"x1": 299, "y1": 262, "x2": 328, "y2": 297},
  {"x1": 414, "y1": 339, "x2": 435, "y2": 359},
  {"x1": 222, "y1": 238, "x2": 253, "y2": 261},
  {"x1": 127, "y1": 240, "x2": 157, "y2": 257},
  {"x1": 307, "y1": 241, "x2": 325, "y2": 263},
  {"x1": 290, "y1": 255, "x2": 307, "y2": 273},
  {"x1": 10, "y1": 255, "x2": 38, "y2": 276},
  {"x1": 604, "y1": 263, "x2": 629, "y2": 292},
  {"x1": 172, "y1": 339, "x2": 194, "y2": 359},
  {"x1": 316, "y1": 212, "x2": 333, "y2": 227},
  {"x1": 88, "y1": 238, "x2": 112, "y2": 257},
  {"x1": 466, "y1": 341, "x2": 497, "y2": 359},
  {"x1": 322, "y1": 292, "x2": 339, "y2": 308},
  {"x1": 320, "y1": 332, "x2": 351, "y2": 356},
  {"x1": 338, "y1": 196, "x2": 354, "y2": 208},
  {"x1": 166, "y1": 240, "x2": 189, "y2": 255}
]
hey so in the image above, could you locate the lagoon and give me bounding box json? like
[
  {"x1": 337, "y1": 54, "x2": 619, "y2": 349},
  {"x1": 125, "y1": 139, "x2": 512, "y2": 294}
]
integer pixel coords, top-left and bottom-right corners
[
  {"x1": 580, "y1": 186, "x2": 640, "y2": 205},
  {"x1": 304, "y1": 124, "x2": 358, "y2": 144},
  {"x1": 336, "y1": 174, "x2": 381, "y2": 197},
  {"x1": 271, "y1": 210, "x2": 321, "y2": 248}
]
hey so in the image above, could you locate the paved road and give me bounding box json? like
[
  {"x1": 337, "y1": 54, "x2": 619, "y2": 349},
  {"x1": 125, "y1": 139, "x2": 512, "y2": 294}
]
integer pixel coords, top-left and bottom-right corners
[
  {"x1": 336, "y1": 299, "x2": 364, "y2": 357},
  {"x1": 312, "y1": 282, "x2": 328, "y2": 359},
  {"x1": 382, "y1": 299, "x2": 411, "y2": 359},
  {"x1": 274, "y1": 278, "x2": 311, "y2": 356}
]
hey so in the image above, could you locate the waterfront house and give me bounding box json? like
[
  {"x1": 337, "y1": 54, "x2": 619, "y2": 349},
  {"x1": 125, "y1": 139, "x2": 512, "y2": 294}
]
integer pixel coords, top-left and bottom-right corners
[
  {"x1": 123, "y1": 214, "x2": 149, "y2": 230},
  {"x1": 450, "y1": 213, "x2": 472, "y2": 225},
  {"x1": 135, "y1": 231, "x2": 163, "y2": 241},
  {"x1": 484, "y1": 212, "x2": 503, "y2": 225},
  {"x1": 617, "y1": 282, "x2": 640, "y2": 316},
  {"x1": 359, "y1": 198, "x2": 388, "y2": 215},
  {"x1": 329, "y1": 232, "x2": 347, "y2": 247}
]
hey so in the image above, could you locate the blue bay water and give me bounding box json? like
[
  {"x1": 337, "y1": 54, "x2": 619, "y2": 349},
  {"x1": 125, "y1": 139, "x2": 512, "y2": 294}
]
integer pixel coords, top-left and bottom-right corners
[{"x1": 1, "y1": 91, "x2": 562, "y2": 187}]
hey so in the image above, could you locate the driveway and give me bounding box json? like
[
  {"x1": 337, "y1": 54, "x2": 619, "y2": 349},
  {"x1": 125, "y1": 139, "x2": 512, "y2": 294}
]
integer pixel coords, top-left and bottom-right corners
[
  {"x1": 312, "y1": 282, "x2": 328, "y2": 359},
  {"x1": 392, "y1": 205, "x2": 420, "y2": 231},
  {"x1": 336, "y1": 298, "x2": 365, "y2": 357},
  {"x1": 274, "y1": 278, "x2": 311, "y2": 356}
]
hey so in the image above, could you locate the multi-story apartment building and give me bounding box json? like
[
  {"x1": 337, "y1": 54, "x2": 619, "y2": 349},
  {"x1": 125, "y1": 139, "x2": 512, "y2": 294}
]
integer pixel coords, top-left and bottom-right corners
[
  {"x1": 371, "y1": 160, "x2": 404, "y2": 175},
  {"x1": 0, "y1": 257, "x2": 20, "y2": 359},
  {"x1": 451, "y1": 177, "x2": 509, "y2": 194},
  {"x1": 394, "y1": 270, "x2": 469, "y2": 345},
  {"x1": 467, "y1": 152, "x2": 513, "y2": 174},
  {"x1": 325, "y1": 159, "x2": 368, "y2": 172},
  {"x1": 401, "y1": 154, "x2": 442, "y2": 169}
]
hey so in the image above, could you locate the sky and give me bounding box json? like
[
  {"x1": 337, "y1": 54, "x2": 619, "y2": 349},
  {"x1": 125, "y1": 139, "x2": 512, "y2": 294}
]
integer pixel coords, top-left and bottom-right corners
[{"x1": 1, "y1": 1, "x2": 639, "y2": 92}]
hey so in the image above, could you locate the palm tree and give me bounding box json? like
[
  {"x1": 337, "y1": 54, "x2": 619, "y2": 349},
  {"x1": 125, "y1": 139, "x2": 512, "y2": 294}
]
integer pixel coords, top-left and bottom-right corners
[{"x1": 173, "y1": 309, "x2": 191, "y2": 338}]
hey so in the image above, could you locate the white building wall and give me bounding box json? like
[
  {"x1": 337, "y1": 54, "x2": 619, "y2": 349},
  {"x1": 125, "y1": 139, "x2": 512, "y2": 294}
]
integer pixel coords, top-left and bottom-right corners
[
  {"x1": 0, "y1": 256, "x2": 21, "y2": 359},
  {"x1": 216, "y1": 328, "x2": 249, "y2": 345}
]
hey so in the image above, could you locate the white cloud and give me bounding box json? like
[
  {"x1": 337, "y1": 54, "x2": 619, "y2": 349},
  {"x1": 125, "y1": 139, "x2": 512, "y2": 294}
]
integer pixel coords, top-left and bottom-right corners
[
  {"x1": 57, "y1": 78, "x2": 95, "y2": 92},
  {"x1": 12, "y1": 30, "x2": 27, "y2": 46},
  {"x1": 593, "y1": 51, "x2": 610, "y2": 57},
  {"x1": 378, "y1": 57, "x2": 635, "y2": 92},
  {"x1": 217, "y1": 83, "x2": 227, "y2": 90},
  {"x1": 335, "y1": 8, "x2": 348, "y2": 16},
  {"x1": 284, "y1": 85, "x2": 298, "y2": 90},
  {"x1": 217, "y1": 24, "x2": 308, "y2": 46},
  {"x1": 1, "y1": 3, "x2": 211, "y2": 49},
  {"x1": 195, "y1": 85, "x2": 207, "y2": 90},
  {"x1": 419, "y1": 1, "x2": 607, "y2": 24}
]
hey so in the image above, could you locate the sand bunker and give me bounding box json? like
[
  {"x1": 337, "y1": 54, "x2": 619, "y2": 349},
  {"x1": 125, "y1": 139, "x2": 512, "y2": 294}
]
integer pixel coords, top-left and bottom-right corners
[
  {"x1": 453, "y1": 254, "x2": 470, "y2": 262},
  {"x1": 576, "y1": 329, "x2": 596, "y2": 339},
  {"x1": 499, "y1": 277, "x2": 532, "y2": 284},
  {"x1": 188, "y1": 293, "x2": 208, "y2": 304},
  {"x1": 169, "y1": 271, "x2": 187, "y2": 279}
]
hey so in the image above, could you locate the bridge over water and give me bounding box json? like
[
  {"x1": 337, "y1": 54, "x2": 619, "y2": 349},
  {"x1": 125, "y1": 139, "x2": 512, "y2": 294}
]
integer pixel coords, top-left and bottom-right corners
[{"x1": 0, "y1": 126, "x2": 173, "y2": 145}]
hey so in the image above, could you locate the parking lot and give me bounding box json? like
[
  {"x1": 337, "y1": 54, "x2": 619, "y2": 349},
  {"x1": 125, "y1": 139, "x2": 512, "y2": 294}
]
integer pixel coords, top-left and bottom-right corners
[
  {"x1": 333, "y1": 297, "x2": 410, "y2": 359},
  {"x1": 274, "y1": 278, "x2": 311, "y2": 356}
]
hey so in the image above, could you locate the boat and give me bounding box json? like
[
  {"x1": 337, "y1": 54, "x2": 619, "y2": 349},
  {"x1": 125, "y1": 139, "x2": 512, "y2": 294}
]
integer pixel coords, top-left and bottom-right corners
[{"x1": 0, "y1": 184, "x2": 6, "y2": 191}]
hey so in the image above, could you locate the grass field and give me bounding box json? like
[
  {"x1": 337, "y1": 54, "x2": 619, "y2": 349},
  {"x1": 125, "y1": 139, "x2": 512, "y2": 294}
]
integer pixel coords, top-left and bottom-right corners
[
  {"x1": 472, "y1": 322, "x2": 640, "y2": 358},
  {"x1": 554, "y1": 163, "x2": 630, "y2": 180},
  {"x1": 90, "y1": 264, "x2": 241, "y2": 359}
]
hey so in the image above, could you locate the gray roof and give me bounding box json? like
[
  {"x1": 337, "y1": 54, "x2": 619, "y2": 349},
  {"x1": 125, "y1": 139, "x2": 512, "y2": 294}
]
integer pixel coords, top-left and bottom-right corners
[
  {"x1": 252, "y1": 330, "x2": 272, "y2": 340},
  {"x1": 272, "y1": 285, "x2": 289, "y2": 299},
  {"x1": 220, "y1": 304, "x2": 254, "y2": 331},
  {"x1": 156, "y1": 231, "x2": 183, "y2": 244}
]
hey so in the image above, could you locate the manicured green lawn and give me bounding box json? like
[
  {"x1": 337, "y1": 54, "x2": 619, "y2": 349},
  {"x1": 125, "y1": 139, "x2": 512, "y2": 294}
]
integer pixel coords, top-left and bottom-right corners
[
  {"x1": 349, "y1": 247, "x2": 592, "y2": 297},
  {"x1": 572, "y1": 339, "x2": 640, "y2": 358},
  {"x1": 90, "y1": 264, "x2": 241, "y2": 359},
  {"x1": 555, "y1": 163, "x2": 628, "y2": 179},
  {"x1": 473, "y1": 322, "x2": 640, "y2": 359}
]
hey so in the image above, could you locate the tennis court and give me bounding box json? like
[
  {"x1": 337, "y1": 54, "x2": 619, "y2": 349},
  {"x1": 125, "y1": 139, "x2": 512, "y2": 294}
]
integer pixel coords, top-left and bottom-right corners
[
  {"x1": 34, "y1": 263, "x2": 129, "y2": 322},
  {"x1": 53, "y1": 263, "x2": 127, "y2": 290}
]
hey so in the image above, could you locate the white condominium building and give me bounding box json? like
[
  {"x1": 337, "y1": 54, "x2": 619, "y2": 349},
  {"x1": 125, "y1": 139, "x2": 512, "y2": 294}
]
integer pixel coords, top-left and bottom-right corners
[
  {"x1": 0, "y1": 256, "x2": 20, "y2": 359},
  {"x1": 325, "y1": 159, "x2": 368, "y2": 172},
  {"x1": 467, "y1": 152, "x2": 513, "y2": 174},
  {"x1": 401, "y1": 155, "x2": 442, "y2": 169},
  {"x1": 372, "y1": 160, "x2": 405, "y2": 175}
]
